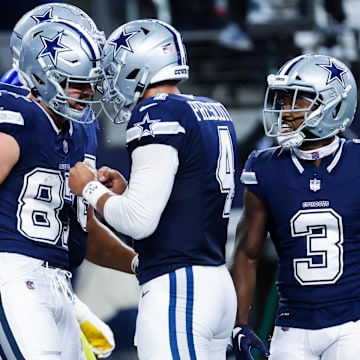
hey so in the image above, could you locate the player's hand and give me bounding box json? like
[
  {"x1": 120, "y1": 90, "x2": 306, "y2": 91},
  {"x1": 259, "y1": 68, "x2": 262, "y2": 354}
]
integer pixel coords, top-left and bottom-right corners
[
  {"x1": 231, "y1": 324, "x2": 270, "y2": 360},
  {"x1": 69, "y1": 162, "x2": 97, "y2": 196},
  {"x1": 98, "y1": 166, "x2": 128, "y2": 195},
  {"x1": 74, "y1": 296, "x2": 115, "y2": 358}
]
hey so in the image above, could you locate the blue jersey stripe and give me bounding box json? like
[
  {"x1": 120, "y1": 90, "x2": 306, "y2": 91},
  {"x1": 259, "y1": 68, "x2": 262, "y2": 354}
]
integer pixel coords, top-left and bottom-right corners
[
  {"x1": 169, "y1": 272, "x2": 180, "y2": 359},
  {"x1": 186, "y1": 266, "x2": 196, "y2": 359},
  {"x1": 0, "y1": 294, "x2": 25, "y2": 360}
]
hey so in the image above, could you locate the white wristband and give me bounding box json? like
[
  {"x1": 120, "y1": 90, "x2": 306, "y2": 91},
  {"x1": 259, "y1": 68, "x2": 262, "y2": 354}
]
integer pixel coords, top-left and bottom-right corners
[
  {"x1": 131, "y1": 254, "x2": 139, "y2": 275},
  {"x1": 82, "y1": 181, "x2": 109, "y2": 208}
]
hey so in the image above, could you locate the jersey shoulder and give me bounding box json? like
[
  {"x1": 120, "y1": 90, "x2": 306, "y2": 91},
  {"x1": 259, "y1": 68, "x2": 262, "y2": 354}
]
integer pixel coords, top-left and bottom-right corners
[
  {"x1": 130, "y1": 93, "x2": 190, "y2": 124},
  {"x1": 241, "y1": 145, "x2": 288, "y2": 185},
  {"x1": 126, "y1": 93, "x2": 188, "y2": 147},
  {"x1": 0, "y1": 83, "x2": 29, "y2": 96},
  {"x1": 0, "y1": 89, "x2": 53, "y2": 144},
  {"x1": 244, "y1": 145, "x2": 285, "y2": 170},
  {"x1": 0, "y1": 90, "x2": 35, "y2": 128}
]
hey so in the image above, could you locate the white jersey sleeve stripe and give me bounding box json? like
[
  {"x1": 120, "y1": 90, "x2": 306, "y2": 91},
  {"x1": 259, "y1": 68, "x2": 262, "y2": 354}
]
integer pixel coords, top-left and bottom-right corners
[
  {"x1": 0, "y1": 111, "x2": 24, "y2": 126},
  {"x1": 126, "y1": 121, "x2": 185, "y2": 143},
  {"x1": 240, "y1": 170, "x2": 258, "y2": 185}
]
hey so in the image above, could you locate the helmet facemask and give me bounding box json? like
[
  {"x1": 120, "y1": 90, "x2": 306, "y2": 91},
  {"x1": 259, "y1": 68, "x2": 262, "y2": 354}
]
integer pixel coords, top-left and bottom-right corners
[
  {"x1": 264, "y1": 86, "x2": 322, "y2": 148},
  {"x1": 101, "y1": 59, "x2": 146, "y2": 124},
  {"x1": 51, "y1": 70, "x2": 104, "y2": 123}
]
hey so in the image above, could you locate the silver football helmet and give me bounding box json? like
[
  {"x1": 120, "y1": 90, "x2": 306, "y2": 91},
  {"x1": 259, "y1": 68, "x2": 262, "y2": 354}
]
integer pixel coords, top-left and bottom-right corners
[
  {"x1": 263, "y1": 54, "x2": 357, "y2": 148},
  {"x1": 101, "y1": 18, "x2": 189, "y2": 123},
  {"x1": 10, "y1": 2, "x2": 105, "y2": 69},
  {"x1": 18, "y1": 19, "x2": 103, "y2": 123}
]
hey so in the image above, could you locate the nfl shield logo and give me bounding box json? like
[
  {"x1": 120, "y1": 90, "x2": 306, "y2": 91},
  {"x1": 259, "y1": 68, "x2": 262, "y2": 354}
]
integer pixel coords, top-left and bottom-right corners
[
  {"x1": 63, "y1": 140, "x2": 68, "y2": 154},
  {"x1": 309, "y1": 178, "x2": 321, "y2": 192},
  {"x1": 26, "y1": 280, "x2": 35, "y2": 289}
]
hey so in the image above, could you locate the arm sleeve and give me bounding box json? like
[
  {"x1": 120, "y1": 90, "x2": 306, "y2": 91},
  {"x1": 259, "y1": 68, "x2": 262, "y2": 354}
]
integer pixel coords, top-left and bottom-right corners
[{"x1": 103, "y1": 143, "x2": 179, "y2": 239}]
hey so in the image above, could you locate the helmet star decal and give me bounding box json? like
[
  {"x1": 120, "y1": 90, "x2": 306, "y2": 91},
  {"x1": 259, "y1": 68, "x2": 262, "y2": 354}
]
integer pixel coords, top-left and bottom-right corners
[
  {"x1": 37, "y1": 31, "x2": 71, "y2": 65},
  {"x1": 134, "y1": 112, "x2": 160, "y2": 139},
  {"x1": 31, "y1": 8, "x2": 54, "y2": 24},
  {"x1": 318, "y1": 60, "x2": 347, "y2": 88},
  {"x1": 109, "y1": 28, "x2": 138, "y2": 56}
]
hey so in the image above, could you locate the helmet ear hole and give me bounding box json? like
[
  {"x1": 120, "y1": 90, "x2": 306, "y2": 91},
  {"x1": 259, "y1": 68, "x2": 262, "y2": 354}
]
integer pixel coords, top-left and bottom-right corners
[
  {"x1": 333, "y1": 102, "x2": 342, "y2": 118},
  {"x1": 126, "y1": 69, "x2": 140, "y2": 80},
  {"x1": 33, "y1": 74, "x2": 44, "y2": 85},
  {"x1": 141, "y1": 27, "x2": 150, "y2": 35}
]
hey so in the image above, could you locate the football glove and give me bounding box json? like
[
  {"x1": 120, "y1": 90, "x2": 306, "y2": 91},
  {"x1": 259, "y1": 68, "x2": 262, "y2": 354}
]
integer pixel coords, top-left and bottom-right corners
[
  {"x1": 74, "y1": 295, "x2": 115, "y2": 358},
  {"x1": 231, "y1": 324, "x2": 270, "y2": 360}
]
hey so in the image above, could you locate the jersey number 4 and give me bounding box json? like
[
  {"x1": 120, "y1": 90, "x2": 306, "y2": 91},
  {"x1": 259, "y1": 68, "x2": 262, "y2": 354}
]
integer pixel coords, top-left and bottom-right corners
[{"x1": 216, "y1": 126, "x2": 235, "y2": 218}]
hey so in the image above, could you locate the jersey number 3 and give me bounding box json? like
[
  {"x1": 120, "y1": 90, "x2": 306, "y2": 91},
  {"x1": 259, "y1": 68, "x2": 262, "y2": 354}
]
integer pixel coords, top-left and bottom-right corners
[{"x1": 291, "y1": 208, "x2": 344, "y2": 285}]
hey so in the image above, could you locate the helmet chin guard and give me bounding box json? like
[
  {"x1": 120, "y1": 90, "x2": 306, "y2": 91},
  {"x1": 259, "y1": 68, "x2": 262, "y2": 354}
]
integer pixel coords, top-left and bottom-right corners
[{"x1": 277, "y1": 132, "x2": 306, "y2": 148}]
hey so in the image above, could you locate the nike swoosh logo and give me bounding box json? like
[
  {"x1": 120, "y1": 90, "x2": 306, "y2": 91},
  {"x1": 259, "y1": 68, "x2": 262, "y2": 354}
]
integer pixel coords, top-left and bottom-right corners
[
  {"x1": 141, "y1": 290, "x2": 150, "y2": 298},
  {"x1": 139, "y1": 103, "x2": 158, "y2": 112},
  {"x1": 232, "y1": 327, "x2": 245, "y2": 344},
  {"x1": 232, "y1": 327, "x2": 242, "y2": 337}
]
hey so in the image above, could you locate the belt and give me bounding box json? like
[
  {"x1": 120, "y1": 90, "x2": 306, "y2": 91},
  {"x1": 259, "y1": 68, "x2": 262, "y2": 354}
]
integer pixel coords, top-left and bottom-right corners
[{"x1": 42, "y1": 261, "x2": 68, "y2": 270}]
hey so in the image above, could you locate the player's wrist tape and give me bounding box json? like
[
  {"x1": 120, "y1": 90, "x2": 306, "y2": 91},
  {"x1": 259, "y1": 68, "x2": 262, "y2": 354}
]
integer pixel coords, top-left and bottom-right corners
[
  {"x1": 131, "y1": 254, "x2": 139, "y2": 275},
  {"x1": 82, "y1": 181, "x2": 109, "y2": 208}
]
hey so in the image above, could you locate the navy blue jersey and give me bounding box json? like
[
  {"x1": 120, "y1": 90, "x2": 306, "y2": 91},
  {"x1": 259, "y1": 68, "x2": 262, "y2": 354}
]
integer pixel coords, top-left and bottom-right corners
[
  {"x1": 126, "y1": 93, "x2": 237, "y2": 284},
  {"x1": 0, "y1": 87, "x2": 98, "y2": 269},
  {"x1": 242, "y1": 138, "x2": 360, "y2": 329}
]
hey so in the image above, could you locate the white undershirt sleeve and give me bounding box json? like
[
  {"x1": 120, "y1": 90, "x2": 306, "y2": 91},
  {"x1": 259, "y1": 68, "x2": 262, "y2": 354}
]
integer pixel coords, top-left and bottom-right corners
[{"x1": 103, "y1": 143, "x2": 179, "y2": 240}]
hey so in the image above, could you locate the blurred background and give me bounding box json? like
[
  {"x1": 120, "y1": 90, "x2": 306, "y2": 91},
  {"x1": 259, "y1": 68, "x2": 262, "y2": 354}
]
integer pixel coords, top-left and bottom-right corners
[{"x1": 1, "y1": 1, "x2": 360, "y2": 359}]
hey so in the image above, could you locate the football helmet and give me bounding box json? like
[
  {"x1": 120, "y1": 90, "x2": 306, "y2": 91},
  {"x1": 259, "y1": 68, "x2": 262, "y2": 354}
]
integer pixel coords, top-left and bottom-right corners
[
  {"x1": 101, "y1": 18, "x2": 189, "y2": 123},
  {"x1": 263, "y1": 54, "x2": 357, "y2": 148},
  {"x1": 10, "y1": 2, "x2": 105, "y2": 69},
  {"x1": 18, "y1": 19, "x2": 103, "y2": 123}
]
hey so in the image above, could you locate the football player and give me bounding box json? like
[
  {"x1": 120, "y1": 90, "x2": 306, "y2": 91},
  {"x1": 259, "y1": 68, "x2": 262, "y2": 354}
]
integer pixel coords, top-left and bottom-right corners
[
  {"x1": 69, "y1": 18, "x2": 238, "y2": 359},
  {"x1": 230, "y1": 53, "x2": 360, "y2": 360},
  {"x1": 0, "y1": 18, "x2": 137, "y2": 360},
  {"x1": 0, "y1": 3, "x2": 128, "y2": 358}
]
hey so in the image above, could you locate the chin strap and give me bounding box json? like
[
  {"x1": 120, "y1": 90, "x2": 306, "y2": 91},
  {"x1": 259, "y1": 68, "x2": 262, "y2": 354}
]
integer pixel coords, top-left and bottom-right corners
[
  {"x1": 277, "y1": 132, "x2": 305, "y2": 148},
  {"x1": 291, "y1": 136, "x2": 340, "y2": 160}
]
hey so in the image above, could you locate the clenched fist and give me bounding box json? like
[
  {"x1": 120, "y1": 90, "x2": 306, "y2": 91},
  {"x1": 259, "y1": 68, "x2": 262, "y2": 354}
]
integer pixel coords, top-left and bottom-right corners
[{"x1": 69, "y1": 161, "x2": 97, "y2": 196}]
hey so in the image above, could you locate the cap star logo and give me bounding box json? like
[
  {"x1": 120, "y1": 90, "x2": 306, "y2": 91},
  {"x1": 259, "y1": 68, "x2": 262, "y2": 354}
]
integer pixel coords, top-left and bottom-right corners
[
  {"x1": 109, "y1": 28, "x2": 138, "y2": 56},
  {"x1": 31, "y1": 8, "x2": 54, "y2": 24},
  {"x1": 318, "y1": 59, "x2": 347, "y2": 88},
  {"x1": 37, "y1": 31, "x2": 71, "y2": 65},
  {"x1": 134, "y1": 112, "x2": 160, "y2": 139}
]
